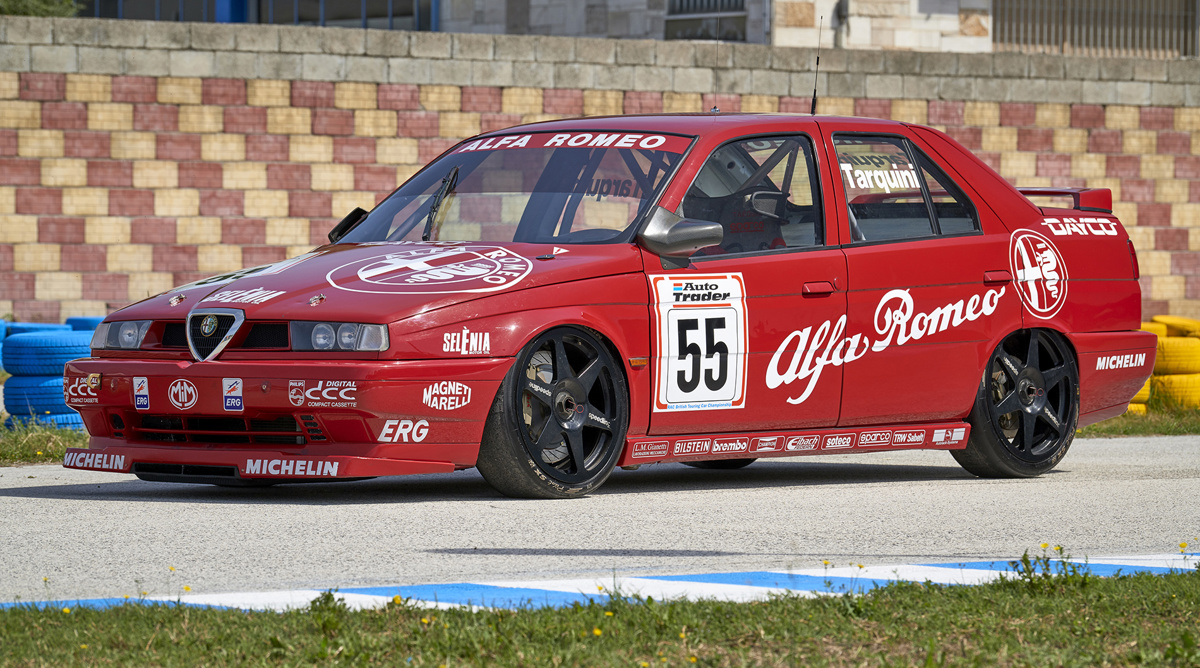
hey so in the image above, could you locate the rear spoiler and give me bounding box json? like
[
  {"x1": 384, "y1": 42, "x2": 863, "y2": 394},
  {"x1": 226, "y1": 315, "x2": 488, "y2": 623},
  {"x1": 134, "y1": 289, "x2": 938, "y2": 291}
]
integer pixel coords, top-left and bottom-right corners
[{"x1": 1015, "y1": 187, "x2": 1112, "y2": 214}]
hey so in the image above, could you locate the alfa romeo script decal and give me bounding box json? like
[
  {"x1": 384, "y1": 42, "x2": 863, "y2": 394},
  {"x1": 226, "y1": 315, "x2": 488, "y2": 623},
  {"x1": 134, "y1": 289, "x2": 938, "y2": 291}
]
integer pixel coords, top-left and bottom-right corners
[
  {"x1": 651, "y1": 273, "x2": 748, "y2": 412},
  {"x1": 327, "y1": 244, "x2": 533, "y2": 295}
]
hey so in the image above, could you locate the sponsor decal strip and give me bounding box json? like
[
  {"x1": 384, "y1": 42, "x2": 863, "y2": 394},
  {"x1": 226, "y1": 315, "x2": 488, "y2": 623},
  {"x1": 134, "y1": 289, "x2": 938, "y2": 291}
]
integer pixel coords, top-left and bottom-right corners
[
  {"x1": 627, "y1": 423, "x2": 969, "y2": 461},
  {"x1": 11, "y1": 554, "x2": 1190, "y2": 612}
]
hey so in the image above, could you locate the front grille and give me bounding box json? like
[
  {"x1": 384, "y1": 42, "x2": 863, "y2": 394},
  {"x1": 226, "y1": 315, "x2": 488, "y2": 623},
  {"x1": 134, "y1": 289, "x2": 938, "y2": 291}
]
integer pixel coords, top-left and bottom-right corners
[
  {"x1": 242, "y1": 323, "x2": 289, "y2": 348},
  {"x1": 133, "y1": 413, "x2": 305, "y2": 446},
  {"x1": 189, "y1": 313, "x2": 236, "y2": 359},
  {"x1": 162, "y1": 322, "x2": 187, "y2": 348}
]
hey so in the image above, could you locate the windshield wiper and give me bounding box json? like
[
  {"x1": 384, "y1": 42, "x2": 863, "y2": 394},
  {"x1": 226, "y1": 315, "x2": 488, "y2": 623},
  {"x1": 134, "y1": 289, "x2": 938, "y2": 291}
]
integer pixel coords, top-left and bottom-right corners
[{"x1": 421, "y1": 165, "x2": 459, "y2": 242}]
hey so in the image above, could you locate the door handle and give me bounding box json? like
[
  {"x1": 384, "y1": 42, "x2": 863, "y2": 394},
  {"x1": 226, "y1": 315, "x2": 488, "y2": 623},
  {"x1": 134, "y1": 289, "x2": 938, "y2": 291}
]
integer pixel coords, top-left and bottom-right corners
[
  {"x1": 802, "y1": 281, "x2": 836, "y2": 296},
  {"x1": 984, "y1": 270, "x2": 1012, "y2": 285}
]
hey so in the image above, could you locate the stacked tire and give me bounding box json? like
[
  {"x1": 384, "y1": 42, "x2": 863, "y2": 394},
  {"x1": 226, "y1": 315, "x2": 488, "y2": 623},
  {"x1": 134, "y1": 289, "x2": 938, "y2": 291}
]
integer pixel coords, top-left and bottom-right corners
[
  {"x1": 2, "y1": 323, "x2": 93, "y2": 431},
  {"x1": 1146, "y1": 316, "x2": 1200, "y2": 413}
]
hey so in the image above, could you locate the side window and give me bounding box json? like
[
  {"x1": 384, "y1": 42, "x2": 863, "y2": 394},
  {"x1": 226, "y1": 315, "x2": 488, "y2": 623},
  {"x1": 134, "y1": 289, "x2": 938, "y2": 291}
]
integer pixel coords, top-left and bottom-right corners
[
  {"x1": 833, "y1": 134, "x2": 979, "y2": 243},
  {"x1": 917, "y1": 153, "x2": 979, "y2": 235},
  {"x1": 682, "y1": 135, "x2": 823, "y2": 256}
]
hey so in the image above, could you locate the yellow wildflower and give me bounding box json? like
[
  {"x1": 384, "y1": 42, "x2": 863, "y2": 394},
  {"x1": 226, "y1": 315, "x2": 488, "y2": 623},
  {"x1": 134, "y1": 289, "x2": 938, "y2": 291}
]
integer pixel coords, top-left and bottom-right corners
[{"x1": 593, "y1": 627, "x2": 602, "y2": 636}]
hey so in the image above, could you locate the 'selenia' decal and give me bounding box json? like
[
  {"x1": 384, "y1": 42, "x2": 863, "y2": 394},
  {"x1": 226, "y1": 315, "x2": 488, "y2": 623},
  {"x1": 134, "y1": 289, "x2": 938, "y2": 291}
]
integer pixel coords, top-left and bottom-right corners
[
  {"x1": 326, "y1": 244, "x2": 533, "y2": 295},
  {"x1": 768, "y1": 287, "x2": 1006, "y2": 405},
  {"x1": 1010, "y1": 230, "x2": 1067, "y2": 319}
]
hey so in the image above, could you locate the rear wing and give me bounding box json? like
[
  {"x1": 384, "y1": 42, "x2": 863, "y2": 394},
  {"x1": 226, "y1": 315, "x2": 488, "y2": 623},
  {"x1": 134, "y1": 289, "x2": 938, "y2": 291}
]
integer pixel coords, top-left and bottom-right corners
[{"x1": 1016, "y1": 187, "x2": 1112, "y2": 214}]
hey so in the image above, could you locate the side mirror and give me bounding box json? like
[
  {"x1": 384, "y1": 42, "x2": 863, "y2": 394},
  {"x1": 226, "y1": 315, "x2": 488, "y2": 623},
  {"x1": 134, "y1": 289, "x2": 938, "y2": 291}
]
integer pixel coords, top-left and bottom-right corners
[
  {"x1": 327, "y1": 207, "x2": 368, "y2": 244},
  {"x1": 637, "y1": 207, "x2": 723, "y2": 258}
]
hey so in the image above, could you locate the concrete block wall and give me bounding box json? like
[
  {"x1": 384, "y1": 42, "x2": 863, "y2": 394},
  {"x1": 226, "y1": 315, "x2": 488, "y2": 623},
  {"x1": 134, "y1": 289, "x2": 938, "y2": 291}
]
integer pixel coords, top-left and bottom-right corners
[{"x1": 0, "y1": 15, "x2": 1197, "y2": 321}]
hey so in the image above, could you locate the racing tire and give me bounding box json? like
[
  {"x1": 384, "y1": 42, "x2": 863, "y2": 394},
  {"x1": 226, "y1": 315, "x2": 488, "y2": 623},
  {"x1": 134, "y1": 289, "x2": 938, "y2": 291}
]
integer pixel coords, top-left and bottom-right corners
[
  {"x1": 1, "y1": 332, "x2": 92, "y2": 376},
  {"x1": 4, "y1": 412, "x2": 84, "y2": 430},
  {"x1": 1132, "y1": 378, "x2": 1151, "y2": 404},
  {"x1": 1151, "y1": 315, "x2": 1200, "y2": 337},
  {"x1": 1151, "y1": 373, "x2": 1200, "y2": 409},
  {"x1": 952, "y1": 329, "x2": 1079, "y2": 478},
  {"x1": 1154, "y1": 336, "x2": 1200, "y2": 375},
  {"x1": 5, "y1": 323, "x2": 71, "y2": 336},
  {"x1": 3, "y1": 375, "x2": 68, "y2": 416},
  {"x1": 1140, "y1": 321, "x2": 1167, "y2": 338},
  {"x1": 683, "y1": 459, "x2": 757, "y2": 470},
  {"x1": 477, "y1": 326, "x2": 629, "y2": 499},
  {"x1": 65, "y1": 316, "x2": 105, "y2": 331}
]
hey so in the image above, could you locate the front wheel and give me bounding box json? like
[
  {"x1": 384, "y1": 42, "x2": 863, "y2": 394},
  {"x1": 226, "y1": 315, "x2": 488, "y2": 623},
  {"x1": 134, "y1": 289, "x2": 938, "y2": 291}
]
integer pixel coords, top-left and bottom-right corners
[
  {"x1": 477, "y1": 327, "x2": 629, "y2": 499},
  {"x1": 953, "y1": 329, "x2": 1079, "y2": 478}
]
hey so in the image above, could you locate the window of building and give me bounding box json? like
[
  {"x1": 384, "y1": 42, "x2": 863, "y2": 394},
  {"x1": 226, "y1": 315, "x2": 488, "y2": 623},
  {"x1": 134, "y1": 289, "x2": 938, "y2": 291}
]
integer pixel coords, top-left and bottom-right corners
[{"x1": 665, "y1": 0, "x2": 747, "y2": 41}]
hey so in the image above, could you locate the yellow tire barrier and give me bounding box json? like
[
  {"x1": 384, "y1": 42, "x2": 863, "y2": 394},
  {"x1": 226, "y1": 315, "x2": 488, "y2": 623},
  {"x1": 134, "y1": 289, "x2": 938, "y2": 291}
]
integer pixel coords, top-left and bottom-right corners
[
  {"x1": 1151, "y1": 315, "x2": 1200, "y2": 337},
  {"x1": 1126, "y1": 403, "x2": 1147, "y2": 416},
  {"x1": 1152, "y1": 373, "x2": 1200, "y2": 408},
  {"x1": 1154, "y1": 336, "x2": 1200, "y2": 375},
  {"x1": 1132, "y1": 378, "x2": 1150, "y2": 404},
  {"x1": 1141, "y1": 321, "x2": 1168, "y2": 338}
]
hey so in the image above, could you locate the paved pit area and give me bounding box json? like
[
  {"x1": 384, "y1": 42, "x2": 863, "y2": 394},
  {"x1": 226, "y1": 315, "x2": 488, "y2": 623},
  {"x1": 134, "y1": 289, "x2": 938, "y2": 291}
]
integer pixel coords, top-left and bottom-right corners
[{"x1": 1, "y1": 436, "x2": 1196, "y2": 603}]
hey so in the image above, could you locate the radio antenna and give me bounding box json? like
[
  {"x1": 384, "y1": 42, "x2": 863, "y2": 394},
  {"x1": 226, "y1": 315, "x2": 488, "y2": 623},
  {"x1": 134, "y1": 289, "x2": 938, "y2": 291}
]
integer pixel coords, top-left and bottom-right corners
[{"x1": 810, "y1": 15, "x2": 824, "y2": 115}]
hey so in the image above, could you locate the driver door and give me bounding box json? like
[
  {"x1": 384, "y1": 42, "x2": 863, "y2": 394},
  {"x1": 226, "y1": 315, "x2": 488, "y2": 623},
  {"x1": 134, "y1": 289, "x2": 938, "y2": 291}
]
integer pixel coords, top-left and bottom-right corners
[{"x1": 646, "y1": 133, "x2": 848, "y2": 437}]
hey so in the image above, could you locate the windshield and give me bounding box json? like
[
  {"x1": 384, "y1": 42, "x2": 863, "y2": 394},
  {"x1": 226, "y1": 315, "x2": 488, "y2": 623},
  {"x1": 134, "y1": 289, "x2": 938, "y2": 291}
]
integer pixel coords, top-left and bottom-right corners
[{"x1": 339, "y1": 131, "x2": 692, "y2": 245}]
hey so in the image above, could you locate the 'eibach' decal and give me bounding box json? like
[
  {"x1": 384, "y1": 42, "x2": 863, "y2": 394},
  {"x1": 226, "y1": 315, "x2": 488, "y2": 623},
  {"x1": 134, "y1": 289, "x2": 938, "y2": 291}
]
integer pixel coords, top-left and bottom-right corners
[{"x1": 650, "y1": 273, "x2": 748, "y2": 412}]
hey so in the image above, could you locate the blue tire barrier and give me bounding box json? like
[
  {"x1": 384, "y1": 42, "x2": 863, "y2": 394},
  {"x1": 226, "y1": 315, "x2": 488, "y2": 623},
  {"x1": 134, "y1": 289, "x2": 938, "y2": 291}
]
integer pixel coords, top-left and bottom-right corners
[
  {"x1": 1, "y1": 332, "x2": 93, "y2": 377},
  {"x1": 4, "y1": 412, "x2": 84, "y2": 431},
  {"x1": 3, "y1": 375, "x2": 68, "y2": 416},
  {"x1": 0, "y1": 320, "x2": 7, "y2": 338},
  {"x1": 0, "y1": 342, "x2": 4, "y2": 372},
  {"x1": 6, "y1": 323, "x2": 71, "y2": 336},
  {"x1": 65, "y1": 316, "x2": 105, "y2": 332}
]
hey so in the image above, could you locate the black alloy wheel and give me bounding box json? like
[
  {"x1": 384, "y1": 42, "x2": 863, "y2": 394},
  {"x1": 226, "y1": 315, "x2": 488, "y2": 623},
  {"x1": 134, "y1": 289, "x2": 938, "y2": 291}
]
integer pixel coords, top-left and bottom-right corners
[
  {"x1": 477, "y1": 327, "x2": 628, "y2": 498},
  {"x1": 953, "y1": 329, "x2": 1079, "y2": 478}
]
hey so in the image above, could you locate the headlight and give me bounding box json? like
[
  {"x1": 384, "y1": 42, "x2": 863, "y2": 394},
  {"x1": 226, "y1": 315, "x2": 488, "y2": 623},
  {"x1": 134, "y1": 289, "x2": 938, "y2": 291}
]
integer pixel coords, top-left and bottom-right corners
[
  {"x1": 290, "y1": 322, "x2": 389, "y2": 352},
  {"x1": 311, "y1": 323, "x2": 335, "y2": 350},
  {"x1": 92, "y1": 320, "x2": 152, "y2": 350}
]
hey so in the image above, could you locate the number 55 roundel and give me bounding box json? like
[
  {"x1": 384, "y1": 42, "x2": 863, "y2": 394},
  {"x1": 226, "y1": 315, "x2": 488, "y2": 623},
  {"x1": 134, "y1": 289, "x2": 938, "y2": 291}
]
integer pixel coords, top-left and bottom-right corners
[{"x1": 651, "y1": 273, "x2": 748, "y2": 412}]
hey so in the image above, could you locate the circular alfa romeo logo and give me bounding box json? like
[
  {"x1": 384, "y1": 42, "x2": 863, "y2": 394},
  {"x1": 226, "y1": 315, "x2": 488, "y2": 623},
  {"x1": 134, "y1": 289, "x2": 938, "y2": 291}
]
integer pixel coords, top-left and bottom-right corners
[
  {"x1": 1010, "y1": 230, "x2": 1068, "y2": 320},
  {"x1": 199, "y1": 314, "x2": 218, "y2": 336},
  {"x1": 168, "y1": 379, "x2": 198, "y2": 410},
  {"x1": 326, "y1": 245, "x2": 534, "y2": 295}
]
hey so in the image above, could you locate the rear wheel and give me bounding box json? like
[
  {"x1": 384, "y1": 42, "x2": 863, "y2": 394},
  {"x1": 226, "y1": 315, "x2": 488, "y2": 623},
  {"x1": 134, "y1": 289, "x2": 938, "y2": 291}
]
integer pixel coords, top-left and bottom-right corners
[
  {"x1": 953, "y1": 329, "x2": 1078, "y2": 478},
  {"x1": 477, "y1": 327, "x2": 628, "y2": 498}
]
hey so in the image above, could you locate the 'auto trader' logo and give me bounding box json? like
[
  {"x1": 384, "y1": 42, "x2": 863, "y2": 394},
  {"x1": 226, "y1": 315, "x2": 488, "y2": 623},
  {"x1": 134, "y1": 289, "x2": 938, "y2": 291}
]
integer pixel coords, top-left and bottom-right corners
[
  {"x1": 1010, "y1": 230, "x2": 1067, "y2": 319},
  {"x1": 326, "y1": 244, "x2": 533, "y2": 295}
]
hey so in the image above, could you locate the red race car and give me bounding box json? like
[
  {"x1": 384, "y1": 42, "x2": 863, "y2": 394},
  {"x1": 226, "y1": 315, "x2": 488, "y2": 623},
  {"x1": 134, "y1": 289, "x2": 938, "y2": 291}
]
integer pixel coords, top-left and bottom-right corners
[{"x1": 63, "y1": 114, "x2": 1154, "y2": 498}]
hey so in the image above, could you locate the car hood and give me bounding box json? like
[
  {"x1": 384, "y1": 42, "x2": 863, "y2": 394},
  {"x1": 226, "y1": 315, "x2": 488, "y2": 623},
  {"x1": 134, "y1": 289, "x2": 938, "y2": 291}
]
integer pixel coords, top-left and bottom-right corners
[{"x1": 114, "y1": 242, "x2": 646, "y2": 323}]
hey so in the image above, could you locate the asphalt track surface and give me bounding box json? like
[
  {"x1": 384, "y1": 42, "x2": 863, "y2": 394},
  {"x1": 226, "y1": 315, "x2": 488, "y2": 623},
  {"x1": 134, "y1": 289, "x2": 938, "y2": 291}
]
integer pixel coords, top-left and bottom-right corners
[{"x1": 1, "y1": 435, "x2": 1197, "y2": 604}]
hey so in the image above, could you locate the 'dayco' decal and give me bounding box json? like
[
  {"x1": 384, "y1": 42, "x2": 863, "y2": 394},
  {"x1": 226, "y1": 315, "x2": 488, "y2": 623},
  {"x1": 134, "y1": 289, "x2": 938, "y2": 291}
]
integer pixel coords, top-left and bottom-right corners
[
  {"x1": 1010, "y1": 230, "x2": 1067, "y2": 320},
  {"x1": 326, "y1": 244, "x2": 533, "y2": 295}
]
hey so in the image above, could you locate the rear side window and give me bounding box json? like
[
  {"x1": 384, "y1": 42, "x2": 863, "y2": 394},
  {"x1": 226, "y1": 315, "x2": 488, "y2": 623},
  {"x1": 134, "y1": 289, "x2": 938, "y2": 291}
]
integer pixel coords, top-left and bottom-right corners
[{"x1": 833, "y1": 135, "x2": 978, "y2": 243}]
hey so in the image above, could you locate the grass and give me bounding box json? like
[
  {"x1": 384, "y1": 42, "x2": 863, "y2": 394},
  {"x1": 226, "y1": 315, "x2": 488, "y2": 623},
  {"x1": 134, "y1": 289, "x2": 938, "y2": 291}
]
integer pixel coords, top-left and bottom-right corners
[
  {"x1": 2, "y1": 553, "x2": 1198, "y2": 666},
  {"x1": 0, "y1": 419, "x2": 88, "y2": 466},
  {"x1": 1076, "y1": 396, "x2": 1200, "y2": 438}
]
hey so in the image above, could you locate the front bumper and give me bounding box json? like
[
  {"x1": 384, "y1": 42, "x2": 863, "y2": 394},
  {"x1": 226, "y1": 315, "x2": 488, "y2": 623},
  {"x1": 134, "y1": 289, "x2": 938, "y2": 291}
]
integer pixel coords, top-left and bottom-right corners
[{"x1": 63, "y1": 356, "x2": 511, "y2": 479}]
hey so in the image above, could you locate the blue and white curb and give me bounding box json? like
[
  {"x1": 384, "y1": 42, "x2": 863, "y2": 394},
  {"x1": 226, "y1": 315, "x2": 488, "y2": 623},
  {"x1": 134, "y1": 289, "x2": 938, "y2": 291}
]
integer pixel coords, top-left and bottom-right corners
[{"x1": 5, "y1": 553, "x2": 1195, "y2": 613}]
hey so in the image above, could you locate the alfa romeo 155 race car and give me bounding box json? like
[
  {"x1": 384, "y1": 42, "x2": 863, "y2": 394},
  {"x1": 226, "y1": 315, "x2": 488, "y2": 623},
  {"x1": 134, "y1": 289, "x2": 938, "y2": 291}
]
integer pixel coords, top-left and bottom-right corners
[{"x1": 62, "y1": 113, "x2": 1154, "y2": 498}]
